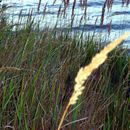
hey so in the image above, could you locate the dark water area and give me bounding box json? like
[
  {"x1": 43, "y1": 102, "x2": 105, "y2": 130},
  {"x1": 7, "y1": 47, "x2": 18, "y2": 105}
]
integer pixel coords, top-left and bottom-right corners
[{"x1": 1, "y1": 0, "x2": 130, "y2": 47}]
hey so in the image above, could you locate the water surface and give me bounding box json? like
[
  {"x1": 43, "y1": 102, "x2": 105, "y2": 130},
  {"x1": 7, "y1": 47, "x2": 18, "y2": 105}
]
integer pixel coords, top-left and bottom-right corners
[{"x1": 1, "y1": 0, "x2": 130, "y2": 47}]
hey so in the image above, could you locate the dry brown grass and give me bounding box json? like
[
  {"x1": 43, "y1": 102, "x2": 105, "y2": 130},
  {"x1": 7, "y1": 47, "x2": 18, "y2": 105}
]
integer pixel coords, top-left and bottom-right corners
[{"x1": 0, "y1": 67, "x2": 21, "y2": 73}]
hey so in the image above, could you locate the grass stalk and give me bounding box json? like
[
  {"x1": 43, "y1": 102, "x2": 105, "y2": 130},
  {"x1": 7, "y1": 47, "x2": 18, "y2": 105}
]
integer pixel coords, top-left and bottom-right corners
[{"x1": 57, "y1": 32, "x2": 130, "y2": 130}]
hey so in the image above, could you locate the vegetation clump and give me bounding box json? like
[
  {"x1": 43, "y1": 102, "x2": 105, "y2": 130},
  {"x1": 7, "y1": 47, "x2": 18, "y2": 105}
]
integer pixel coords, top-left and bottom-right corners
[{"x1": 0, "y1": 1, "x2": 130, "y2": 130}]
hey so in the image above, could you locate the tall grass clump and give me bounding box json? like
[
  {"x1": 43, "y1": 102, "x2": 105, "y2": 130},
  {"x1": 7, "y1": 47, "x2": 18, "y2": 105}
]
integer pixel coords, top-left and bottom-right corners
[
  {"x1": 0, "y1": 1, "x2": 130, "y2": 130},
  {"x1": 0, "y1": 20, "x2": 130, "y2": 129}
]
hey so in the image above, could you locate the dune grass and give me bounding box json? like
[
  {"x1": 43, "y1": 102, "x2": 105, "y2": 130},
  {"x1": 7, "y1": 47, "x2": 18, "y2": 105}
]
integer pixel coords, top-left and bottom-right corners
[
  {"x1": 0, "y1": 20, "x2": 130, "y2": 130},
  {"x1": 0, "y1": 1, "x2": 130, "y2": 130}
]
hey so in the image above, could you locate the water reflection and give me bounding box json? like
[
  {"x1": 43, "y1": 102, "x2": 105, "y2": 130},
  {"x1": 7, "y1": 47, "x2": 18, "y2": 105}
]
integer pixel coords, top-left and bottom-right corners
[{"x1": 0, "y1": 0, "x2": 130, "y2": 47}]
